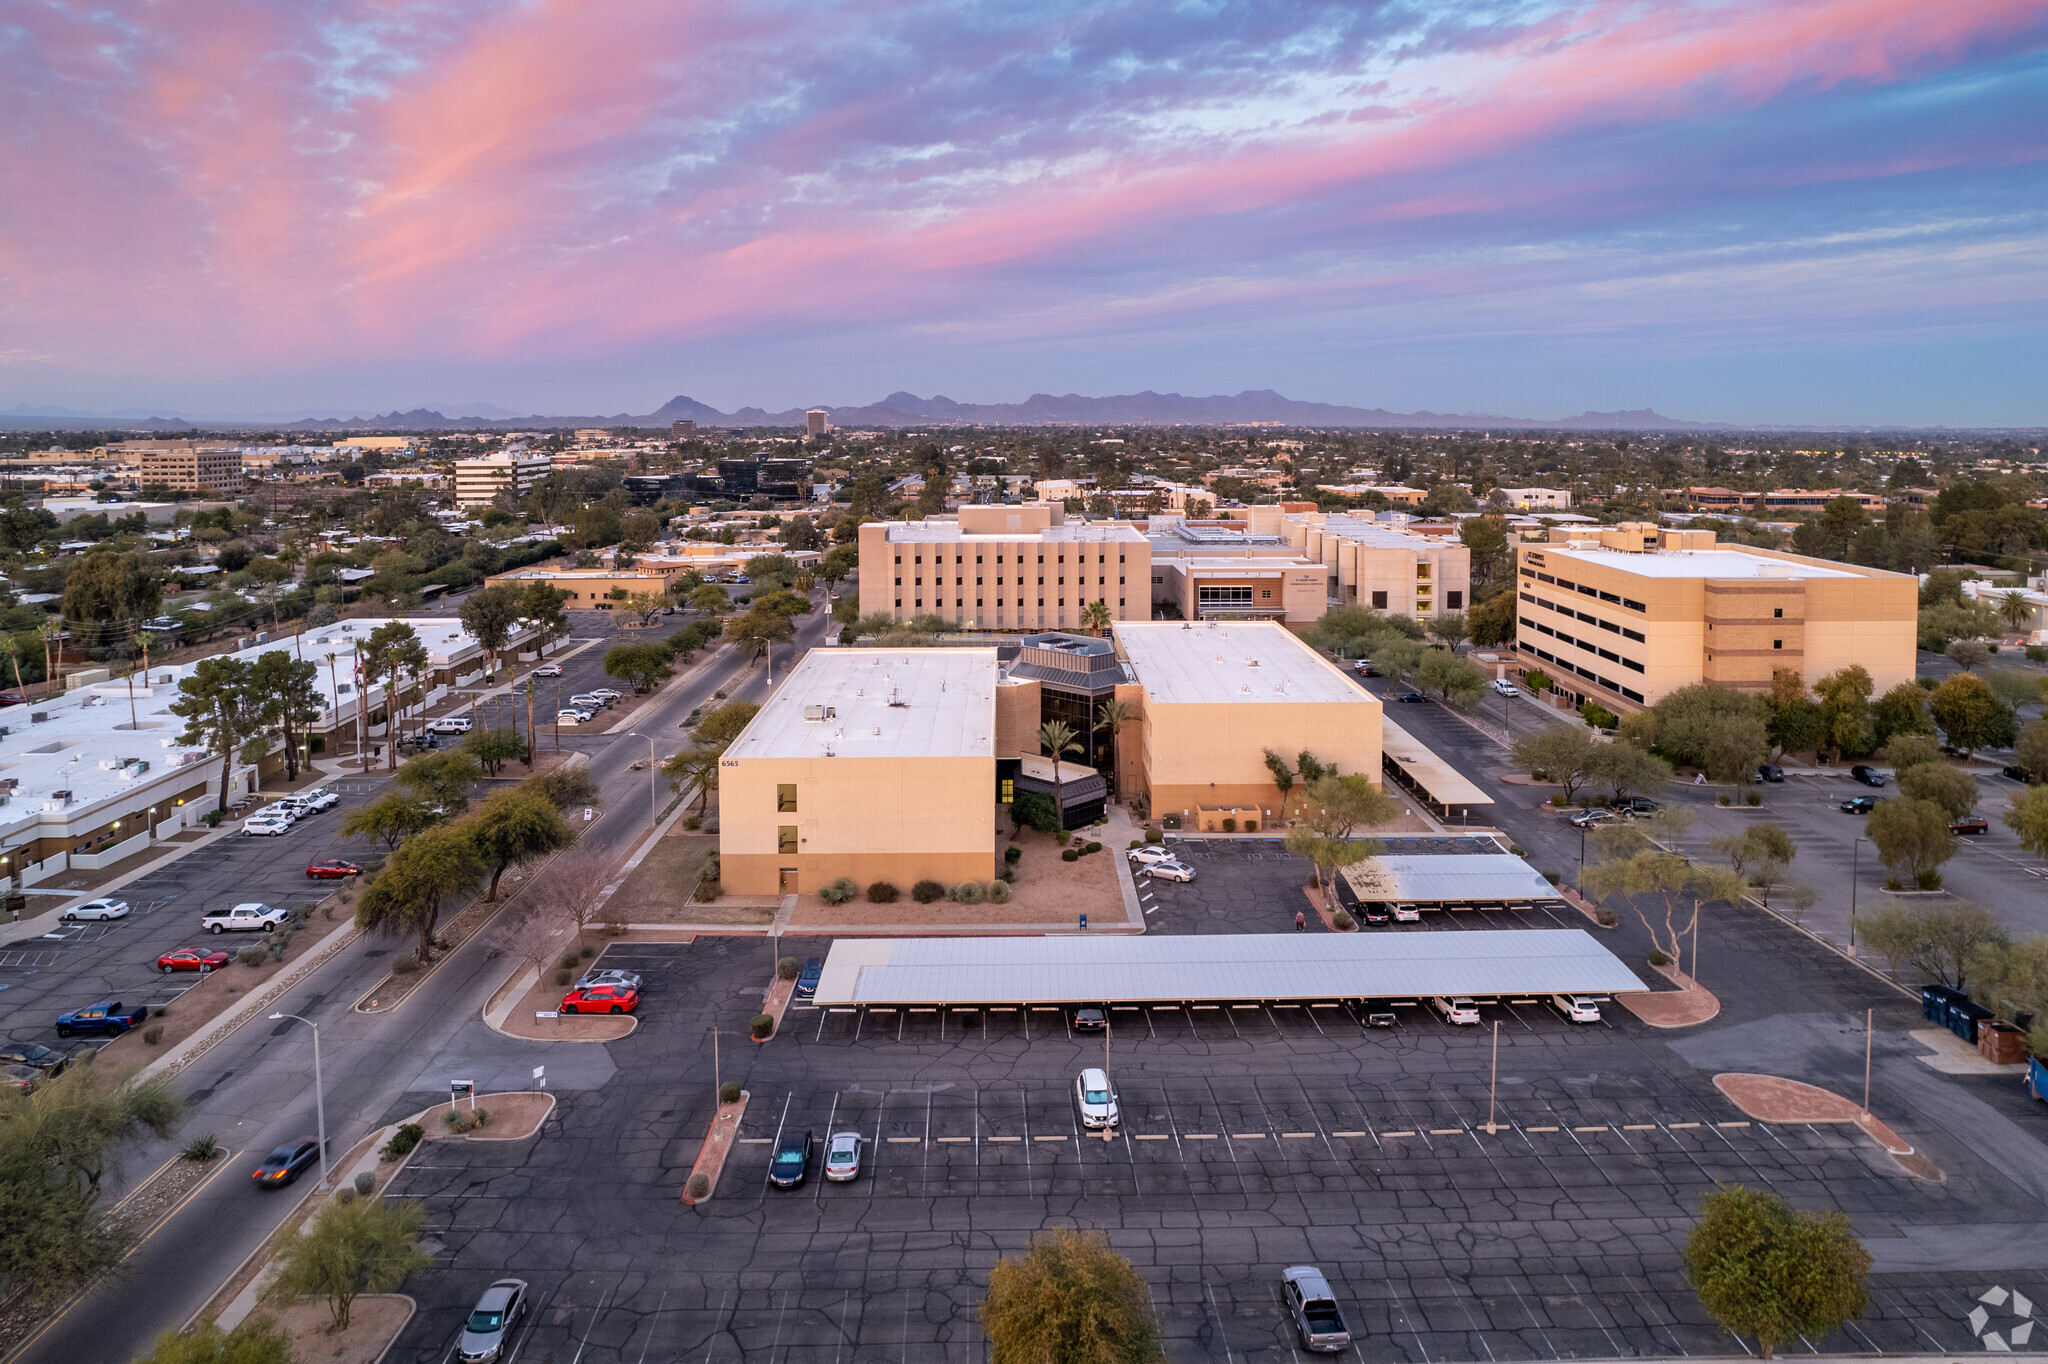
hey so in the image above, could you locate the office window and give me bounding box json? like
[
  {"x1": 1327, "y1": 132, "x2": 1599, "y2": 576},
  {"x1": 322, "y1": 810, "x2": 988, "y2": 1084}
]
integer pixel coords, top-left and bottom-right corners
[
  {"x1": 778, "y1": 825, "x2": 799, "y2": 854},
  {"x1": 1415, "y1": 564, "x2": 1430, "y2": 580},
  {"x1": 1371, "y1": 590, "x2": 1388, "y2": 609},
  {"x1": 1446, "y1": 591, "x2": 1463, "y2": 609},
  {"x1": 776, "y1": 784, "x2": 797, "y2": 813},
  {"x1": 1773, "y1": 639, "x2": 1783, "y2": 650},
  {"x1": 999, "y1": 777, "x2": 1014, "y2": 803},
  {"x1": 1773, "y1": 607, "x2": 1784, "y2": 618},
  {"x1": 1199, "y1": 586, "x2": 1254, "y2": 606}
]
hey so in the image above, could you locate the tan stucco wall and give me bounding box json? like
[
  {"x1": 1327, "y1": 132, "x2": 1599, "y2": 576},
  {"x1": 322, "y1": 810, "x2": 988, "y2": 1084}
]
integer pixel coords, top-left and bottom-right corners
[
  {"x1": 1139, "y1": 694, "x2": 1382, "y2": 824},
  {"x1": 859, "y1": 521, "x2": 1152, "y2": 632},
  {"x1": 995, "y1": 678, "x2": 1042, "y2": 756},
  {"x1": 719, "y1": 753, "x2": 997, "y2": 894}
]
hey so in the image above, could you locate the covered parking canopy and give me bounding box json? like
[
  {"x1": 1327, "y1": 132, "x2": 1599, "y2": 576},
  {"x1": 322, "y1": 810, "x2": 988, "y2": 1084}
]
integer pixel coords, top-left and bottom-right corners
[
  {"x1": 809, "y1": 931, "x2": 1644, "y2": 1007},
  {"x1": 1341, "y1": 853, "x2": 1559, "y2": 908},
  {"x1": 1380, "y1": 717, "x2": 1492, "y2": 817}
]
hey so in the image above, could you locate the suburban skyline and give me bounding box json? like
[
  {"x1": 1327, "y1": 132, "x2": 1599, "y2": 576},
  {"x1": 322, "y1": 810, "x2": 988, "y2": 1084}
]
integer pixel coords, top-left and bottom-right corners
[{"x1": 2, "y1": 0, "x2": 2043, "y2": 426}]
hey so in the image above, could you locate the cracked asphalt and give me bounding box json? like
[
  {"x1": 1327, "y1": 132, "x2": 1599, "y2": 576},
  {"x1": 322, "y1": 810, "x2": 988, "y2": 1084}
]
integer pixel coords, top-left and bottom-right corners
[{"x1": 378, "y1": 850, "x2": 2048, "y2": 1363}]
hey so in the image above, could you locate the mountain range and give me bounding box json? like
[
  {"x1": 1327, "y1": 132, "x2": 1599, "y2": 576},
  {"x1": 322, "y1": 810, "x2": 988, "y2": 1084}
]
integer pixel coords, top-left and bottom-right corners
[{"x1": 0, "y1": 391, "x2": 2022, "y2": 433}]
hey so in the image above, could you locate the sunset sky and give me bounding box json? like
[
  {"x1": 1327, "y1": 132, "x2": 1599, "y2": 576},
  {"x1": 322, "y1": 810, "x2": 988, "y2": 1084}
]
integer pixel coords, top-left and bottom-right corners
[{"x1": 2, "y1": 0, "x2": 2043, "y2": 424}]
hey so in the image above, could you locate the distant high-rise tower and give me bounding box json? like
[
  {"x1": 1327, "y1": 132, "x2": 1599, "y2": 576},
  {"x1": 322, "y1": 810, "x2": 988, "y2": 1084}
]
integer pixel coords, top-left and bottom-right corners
[
  {"x1": 805, "y1": 408, "x2": 829, "y2": 437},
  {"x1": 670, "y1": 419, "x2": 696, "y2": 438}
]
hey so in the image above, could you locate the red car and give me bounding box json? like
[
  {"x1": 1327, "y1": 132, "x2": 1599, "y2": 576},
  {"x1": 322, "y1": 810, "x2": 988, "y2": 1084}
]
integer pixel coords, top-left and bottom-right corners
[
  {"x1": 305, "y1": 859, "x2": 362, "y2": 879},
  {"x1": 561, "y1": 983, "x2": 639, "y2": 1015},
  {"x1": 157, "y1": 947, "x2": 231, "y2": 974}
]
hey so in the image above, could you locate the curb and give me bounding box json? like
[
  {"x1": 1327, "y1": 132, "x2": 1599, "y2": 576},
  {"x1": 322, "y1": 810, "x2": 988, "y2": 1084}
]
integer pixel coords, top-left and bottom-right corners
[
  {"x1": 135, "y1": 920, "x2": 362, "y2": 1085},
  {"x1": 681, "y1": 1091, "x2": 749, "y2": 1204}
]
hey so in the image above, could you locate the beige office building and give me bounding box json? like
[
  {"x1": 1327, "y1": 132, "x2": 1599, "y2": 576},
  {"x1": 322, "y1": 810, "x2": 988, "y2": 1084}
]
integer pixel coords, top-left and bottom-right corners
[
  {"x1": 1283, "y1": 512, "x2": 1471, "y2": 618},
  {"x1": 455, "y1": 453, "x2": 554, "y2": 508},
  {"x1": 719, "y1": 648, "x2": 999, "y2": 894},
  {"x1": 857, "y1": 505, "x2": 1151, "y2": 632},
  {"x1": 1510, "y1": 522, "x2": 1917, "y2": 710},
  {"x1": 134, "y1": 441, "x2": 243, "y2": 495}
]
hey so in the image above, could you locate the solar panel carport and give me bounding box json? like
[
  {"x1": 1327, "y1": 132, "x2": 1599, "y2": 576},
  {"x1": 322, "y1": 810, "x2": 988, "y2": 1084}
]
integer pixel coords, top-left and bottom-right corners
[
  {"x1": 1341, "y1": 853, "x2": 1563, "y2": 910},
  {"x1": 809, "y1": 930, "x2": 1645, "y2": 1008}
]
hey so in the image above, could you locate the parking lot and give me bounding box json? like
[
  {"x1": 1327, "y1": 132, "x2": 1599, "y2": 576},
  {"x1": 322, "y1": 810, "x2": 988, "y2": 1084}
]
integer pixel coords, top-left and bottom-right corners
[{"x1": 379, "y1": 887, "x2": 2048, "y2": 1364}]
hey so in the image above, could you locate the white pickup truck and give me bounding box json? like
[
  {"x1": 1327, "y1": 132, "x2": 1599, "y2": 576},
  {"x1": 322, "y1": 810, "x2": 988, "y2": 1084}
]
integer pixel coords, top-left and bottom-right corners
[{"x1": 201, "y1": 902, "x2": 288, "y2": 935}]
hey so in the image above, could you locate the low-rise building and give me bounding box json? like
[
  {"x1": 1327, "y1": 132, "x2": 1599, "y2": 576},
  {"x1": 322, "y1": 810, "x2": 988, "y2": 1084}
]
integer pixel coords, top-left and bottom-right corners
[
  {"x1": 857, "y1": 505, "x2": 1151, "y2": 633},
  {"x1": 455, "y1": 453, "x2": 553, "y2": 507},
  {"x1": 1510, "y1": 522, "x2": 1916, "y2": 710},
  {"x1": 1284, "y1": 512, "x2": 1471, "y2": 618},
  {"x1": 126, "y1": 441, "x2": 243, "y2": 495},
  {"x1": 1494, "y1": 487, "x2": 1572, "y2": 510},
  {"x1": 484, "y1": 565, "x2": 681, "y2": 607}
]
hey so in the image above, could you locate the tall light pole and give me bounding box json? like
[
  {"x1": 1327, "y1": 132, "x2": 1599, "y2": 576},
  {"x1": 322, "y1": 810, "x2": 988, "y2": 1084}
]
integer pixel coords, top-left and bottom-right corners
[
  {"x1": 626, "y1": 732, "x2": 658, "y2": 829},
  {"x1": 707, "y1": 1025, "x2": 721, "y2": 1104},
  {"x1": 1849, "y1": 835, "x2": 1867, "y2": 953},
  {"x1": 268, "y1": 1013, "x2": 329, "y2": 1190}
]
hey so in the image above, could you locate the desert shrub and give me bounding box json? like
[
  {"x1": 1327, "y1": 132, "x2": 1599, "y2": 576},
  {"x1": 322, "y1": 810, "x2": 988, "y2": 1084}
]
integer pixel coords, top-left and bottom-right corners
[
  {"x1": 555, "y1": 968, "x2": 572, "y2": 987},
  {"x1": 987, "y1": 880, "x2": 1011, "y2": 904},
  {"x1": 818, "y1": 876, "x2": 859, "y2": 905},
  {"x1": 1054, "y1": 828, "x2": 1071, "y2": 846},
  {"x1": 334, "y1": 1186, "x2": 357, "y2": 1205},
  {"x1": 911, "y1": 879, "x2": 946, "y2": 904},
  {"x1": 1005, "y1": 845, "x2": 1023, "y2": 863},
  {"x1": 380, "y1": 1124, "x2": 425, "y2": 1160},
  {"x1": 1332, "y1": 911, "x2": 1355, "y2": 931},
  {"x1": 1222, "y1": 818, "x2": 1236, "y2": 832},
  {"x1": 1543, "y1": 870, "x2": 1562, "y2": 884},
  {"x1": 1062, "y1": 849, "x2": 1079, "y2": 862},
  {"x1": 355, "y1": 1171, "x2": 375, "y2": 1196},
  {"x1": 684, "y1": 815, "x2": 702, "y2": 830},
  {"x1": 719, "y1": 1080, "x2": 742, "y2": 1105},
  {"x1": 1128, "y1": 839, "x2": 1143, "y2": 850},
  {"x1": 237, "y1": 945, "x2": 267, "y2": 967},
  {"x1": 1145, "y1": 827, "x2": 1163, "y2": 844},
  {"x1": 1244, "y1": 820, "x2": 1258, "y2": 832},
  {"x1": 866, "y1": 881, "x2": 899, "y2": 903},
  {"x1": 445, "y1": 1108, "x2": 476, "y2": 1133},
  {"x1": 1746, "y1": 790, "x2": 1762, "y2": 806},
  {"x1": 579, "y1": 946, "x2": 594, "y2": 960},
  {"x1": 1596, "y1": 907, "x2": 1618, "y2": 927},
  {"x1": 143, "y1": 1024, "x2": 163, "y2": 1045},
  {"x1": 182, "y1": 1134, "x2": 222, "y2": 1162},
  {"x1": 956, "y1": 881, "x2": 984, "y2": 904},
  {"x1": 390, "y1": 956, "x2": 419, "y2": 975},
  {"x1": 1718, "y1": 793, "x2": 1731, "y2": 806},
  {"x1": 472, "y1": 1108, "x2": 491, "y2": 1128},
  {"x1": 776, "y1": 955, "x2": 799, "y2": 981},
  {"x1": 750, "y1": 1013, "x2": 775, "y2": 1039},
  {"x1": 1649, "y1": 948, "x2": 1669, "y2": 967},
  {"x1": 560, "y1": 952, "x2": 579, "y2": 969},
  {"x1": 1083, "y1": 841, "x2": 1102, "y2": 854},
  {"x1": 686, "y1": 1172, "x2": 711, "y2": 1200}
]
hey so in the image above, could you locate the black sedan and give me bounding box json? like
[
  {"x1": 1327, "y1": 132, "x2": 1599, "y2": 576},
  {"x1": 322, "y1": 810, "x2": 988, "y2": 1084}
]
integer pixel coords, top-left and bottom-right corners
[
  {"x1": 0, "y1": 1042, "x2": 69, "y2": 1075},
  {"x1": 1841, "y1": 797, "x2": 1877, "y2": 815},
  {"x1": 1356, "y1": 901, "x2": 1393, "y2": 925},
  {"x1": 1394, "y1": 691, "x2": 1427, "y2": 703},
  {"x1": 1850, "y1": 765, "x2": 1888, "y2": 788},
  {"x1": 251, "y1": 1138, "x2": 323, "y2": 1187},
  {"x1": 768, "y1": 1130, "x2": 813, "y2": 1189}
]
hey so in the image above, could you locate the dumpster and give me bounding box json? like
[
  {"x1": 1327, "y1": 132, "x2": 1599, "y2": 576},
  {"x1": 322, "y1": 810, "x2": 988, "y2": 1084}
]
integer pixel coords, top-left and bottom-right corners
[
  {"x1": 1980, "y1": 1021, "x2": 2028, "y2": 1065},
  {"x1": 2028, "y1": 1056, "x2": 2048, "y2": 1104},
  {"x1": 1948, "y1": 997, "x2": 1995, "y2": 1045},
  {"x1": 1923, "y1": 984, "x2": 1969, "y2": 1026}
]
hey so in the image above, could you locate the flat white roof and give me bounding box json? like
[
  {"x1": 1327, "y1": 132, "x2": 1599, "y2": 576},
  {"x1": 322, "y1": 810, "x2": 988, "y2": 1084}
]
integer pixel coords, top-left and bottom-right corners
[
  {"x1": 886, "y1": 522, "x2": 1146, "y2": 543},
  {"x1": 725, "y1": 648, "x2": 997, "y2": 762},
  {"x1": 1343, "y1": 853, "x2": 1548, "y2": 903},
  {"x1": 1380, "y1": 717, "x2": 1492, "y2": 807},
  {"x1": 811, "y1": 931, "x2": 1645, "y2": 1006},
  {"x1": 1544, "y1": 546, "x2": 1859, "y2": 580},
  {"x1": 1317, "y1": 515, "x2": 1455, "y2": 550},
  {"x1": 1115, "y1": 621, "x2": 1365, "y2": 706}
]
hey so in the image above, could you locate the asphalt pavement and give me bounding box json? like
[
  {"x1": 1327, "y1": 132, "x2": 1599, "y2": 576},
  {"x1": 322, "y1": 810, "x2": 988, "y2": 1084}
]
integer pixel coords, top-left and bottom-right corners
[{"x1": 13, "y1": 599, "x2": 835, "y2": 1364}]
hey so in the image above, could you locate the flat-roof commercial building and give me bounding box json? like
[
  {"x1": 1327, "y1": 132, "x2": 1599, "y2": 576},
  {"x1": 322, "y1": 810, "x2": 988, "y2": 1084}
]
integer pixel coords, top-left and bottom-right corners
[
  {"x1": 454, "y1": 453, "x2": 553, "y2": 507},
  {"x1": 857, "y1": 505, "x2": 1152, "y2": 633},
  {"x1": 1495, "y1": 487, "x2": 1572, "y2": 510},
  {"x1": 484, "y1": 565, "x2": 680, "y2": 607},
  {"x1": 130, "y1": 441, "x2": 243, "y2": 495},
  {"x1": 1511, "y1": 523, "x2": 1917, "y2": 710},
  {"x1": 718, "y1": 648, "x2": 1000, "y2": 895},
  {"x1": 1284, "y1": 512, "x2": 1472, "y2": 620}
]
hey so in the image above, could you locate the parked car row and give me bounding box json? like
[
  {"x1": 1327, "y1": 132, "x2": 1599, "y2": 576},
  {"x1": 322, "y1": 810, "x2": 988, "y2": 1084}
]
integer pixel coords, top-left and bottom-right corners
[
  {"x1": 561, "y1": 967, "x2": 641, "y2": 1014},
  {"x1": 1432, "y1": 993, "x2": 1601, "y2": 1025},
  {"x1": 1126, "y1": 845, "x2": 1197, "y2": 882},
  {"x1": 242, "y1": 787, "x2": 340, "y2": 836}
]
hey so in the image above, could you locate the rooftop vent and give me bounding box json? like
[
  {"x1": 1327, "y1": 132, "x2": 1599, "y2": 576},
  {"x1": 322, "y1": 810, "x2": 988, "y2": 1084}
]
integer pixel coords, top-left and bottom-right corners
[{"x1": 802, "y1": 705, "x2": 836, "y2": 722}]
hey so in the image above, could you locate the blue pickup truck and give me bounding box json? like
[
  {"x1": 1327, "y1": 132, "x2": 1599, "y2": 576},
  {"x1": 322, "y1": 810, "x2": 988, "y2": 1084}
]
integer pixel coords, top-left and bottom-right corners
[{"x1": 55, "y1": 1000, "x2": 149, "y2": 1039}]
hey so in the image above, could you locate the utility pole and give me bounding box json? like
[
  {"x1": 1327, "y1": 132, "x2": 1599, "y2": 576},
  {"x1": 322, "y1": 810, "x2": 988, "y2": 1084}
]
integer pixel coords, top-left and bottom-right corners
[
  {"x1": 555, "y1": 680, "x2": 562, "y2": 751},
  {"x1": 1485, "y1": 1019, "x2": 1500, "y2": 1134},
  {"x1": 526, "y1": 680, "x2": 535, "y2": 769},
  {"x1": 1863, "y1": 1007, "x2": 1874, "y2": 1116},
  {"x1": 1849, "y1": 836, "x2": 1865, "y2": 954}
]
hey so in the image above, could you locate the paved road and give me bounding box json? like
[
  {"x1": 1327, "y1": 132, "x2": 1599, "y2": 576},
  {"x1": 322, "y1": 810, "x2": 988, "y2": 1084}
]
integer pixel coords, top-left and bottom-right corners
[{"x1": 14, "y1": 600, "x2": 834, "y2": 1364}]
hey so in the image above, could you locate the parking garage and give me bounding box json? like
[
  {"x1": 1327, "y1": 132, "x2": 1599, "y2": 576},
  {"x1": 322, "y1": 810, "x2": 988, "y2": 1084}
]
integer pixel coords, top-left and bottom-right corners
[{"x1": 806, "y1": 930, "x2": 1645, "y2": 1008}]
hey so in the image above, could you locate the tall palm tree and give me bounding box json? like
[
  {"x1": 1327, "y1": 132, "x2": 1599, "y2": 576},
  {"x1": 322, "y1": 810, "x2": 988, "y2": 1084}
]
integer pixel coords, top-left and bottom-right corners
[
  {"x1": 1080, "y1": 599, "x2": 1113, "y2": 636},
  {"x1": 2000, "y1": 590, "x2": 2033, "y2": 634},
  {"x1": 1037, "y1": 719, "x2": 1081, "y2": 831},
  {"x1": 1093, "y1": 699, "x2": 1133, "y2": 799}
]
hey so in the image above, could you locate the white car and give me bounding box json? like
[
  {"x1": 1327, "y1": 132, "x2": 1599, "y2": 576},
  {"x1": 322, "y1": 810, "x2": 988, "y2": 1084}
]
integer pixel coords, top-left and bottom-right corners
[
  {"x1": 1076, "y1": 1067, "x2": 1119, "y2": 1129},
  {"x1": 1431, "y1": 996, "x2": 1481, "y2": 1025},
  {"x1": 532, "y1": 664, "x2": 563, "y2": 677},
  {"x1": 242, "y1": 815, "x2": 291, "y2": 836},
  {"x1": 823, "y1": 1131, "x2": 863, "y2": 1182},
  {"x1": 63, "y1": 897, "x2": 130, "y2": 922},
  {"x1": 589, "y1": 688, "x2": 623, "y2": 702},
  {"x1": 1490, "y1": 679, "x2": 1520, "y2": 697},
  {"x1": 569, "y1": 693, "x2": 609, "y2": 709},
  {"x1": 1128, "y1": 845, "x2": 1178, "y2": 867},
  {"x1": 425, "y1": 716, "x2": 474, "y2": 735},
  {"x1": 1145, "y1": 859, "x2": 1196, "y2": 883},
  {"x1": 1392, "y1": 903, "x2": 1421, "y2": 922},
  {"x1": 1551, "y1": 993, "x2": 1602, "y2": 1024},
  {"x1": 556, "y1": 709, "x2": 593, "y2": 725},
  {"x1": 295, "y1": 788, "x2": 340, "y2": 812}
]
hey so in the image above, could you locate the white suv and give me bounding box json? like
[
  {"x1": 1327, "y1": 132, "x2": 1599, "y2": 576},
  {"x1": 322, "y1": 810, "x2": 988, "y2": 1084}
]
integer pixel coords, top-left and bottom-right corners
[
  {"x1": 1076, "y1": 1067, "x2": 1120, "y2": 1129},
  {"x1": 296, "y1": 788, "x2": 340, "y2": 812},
  {"x1": 425, "y1": 716, "x2": 474, "y2": 735},
  {"x1": 1431, "y1": 996, "x2": 1481, "y2": 1025},
  {"x1": 1551, "y1": 994, "x2": 1601, "y2": 1023},
  {"x1": 1490, "y1": 679, "x2": 1520, "y2": 697}
]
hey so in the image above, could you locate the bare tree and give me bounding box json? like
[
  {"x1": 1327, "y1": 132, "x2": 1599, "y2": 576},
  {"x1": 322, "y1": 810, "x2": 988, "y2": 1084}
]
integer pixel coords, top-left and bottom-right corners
[
  {"x1": 523, "y1": 844, "x2": 611, "y2": 941},
  {"x1": 485, "y1": 892, "x2": 573, "y2": 988}
]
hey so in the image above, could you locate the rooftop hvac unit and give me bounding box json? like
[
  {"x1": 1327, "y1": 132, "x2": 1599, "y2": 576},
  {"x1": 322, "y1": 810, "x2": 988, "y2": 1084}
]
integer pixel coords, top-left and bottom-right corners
[{"x1": 31, "y1": 712, "x2": 47, "y2": 723}]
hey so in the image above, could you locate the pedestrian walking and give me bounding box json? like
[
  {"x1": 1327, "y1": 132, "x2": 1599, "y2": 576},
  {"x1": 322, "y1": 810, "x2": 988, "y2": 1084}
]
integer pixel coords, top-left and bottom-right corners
[{"x1": 1295, "y1": 909, "x2": 1307, "y2": 932}]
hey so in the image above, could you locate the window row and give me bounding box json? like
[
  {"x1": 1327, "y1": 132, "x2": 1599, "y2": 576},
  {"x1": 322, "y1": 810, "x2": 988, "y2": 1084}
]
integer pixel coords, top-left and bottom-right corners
[
  {"x1": 1518, "y1": 644, "x2": 1646, "y2": 705},
  {"x1": 1518, "y1": 591, "x2": 1646, "y2": 642},
  {"x1": 895, "y1": 553, "x2": 1127, "y2": 565},
  {"x1": 1518, "y1": 616, "x2": 1646, "y2": 673},
  {"x1": 1520, "y1": 566, "x2": 1646, "y2": 613}
]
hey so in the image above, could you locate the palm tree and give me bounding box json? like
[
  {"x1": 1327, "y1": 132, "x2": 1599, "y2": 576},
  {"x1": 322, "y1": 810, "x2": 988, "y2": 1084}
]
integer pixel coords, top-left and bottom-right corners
[
  {"x1": 2000, "y1": 590, "x2": 2033, "y2": 634},
  {"x1": 1036, "y1": 720, "x2": 1081, "y2": 831},
  {"x1": 1080, "y1": 599, "x2": 1113, "y2": 636},
  {"x1": 1093, "y1": 699, "x2": 1133, "y2": 799}
]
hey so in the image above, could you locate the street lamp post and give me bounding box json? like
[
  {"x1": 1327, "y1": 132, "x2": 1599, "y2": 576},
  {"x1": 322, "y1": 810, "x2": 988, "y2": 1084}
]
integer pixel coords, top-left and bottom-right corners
[
  {"x1": 267, "y1": 1013, "x2": 329, "y2": 1189},
  {"x1": 626, "y1": 732, "x2": 658, "y2": 829},
  {"x1": 1850, "y1": 836, "x2": 1867, "y2": 953},
  {"x1": 707, "y1": 1026, "x2": 721, "y2": 1104}
]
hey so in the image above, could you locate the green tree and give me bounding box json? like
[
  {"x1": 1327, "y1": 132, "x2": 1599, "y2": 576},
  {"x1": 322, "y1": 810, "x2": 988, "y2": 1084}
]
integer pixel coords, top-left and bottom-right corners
[
  {"x1": 660, "y1": 700, "x2": 760, "y2": 814},
  {"x1": 1765, "y1": 671, "x2": 1824, "y2": 755},
  {"x1": 468, "y1": 786, "x2": 574, "y2": 900},
  {"x1": 1262, "y1": 749, "x2": 1296, "y2": 816},
  {"x1": 132, "y1": 1314, "x2": 297, "y2": 1364},
  {"x1": 61, "y1": 550, "x2": 161, "y2": 633},
  {"x1": 1927, "y1": 671, "x2": 2010, "y2": 757},
  {"x1": 1467, "y1": 590, "x2": 1517, "y2": 647},
  {"x1": 1458, "y1": 514, "x2": 1512, "y2": 598},
  {"x1": 1581, "y1": 810, "x2": 1743, "y2": 972},
  {"x1": 457, "y1": 582, "x2": 524, "y2": 680},
  {"x1": 1417, "y1": 648, "x2": 1484, "y2": 704},
  {"x1": 1093, "y1": 698, "x2": 1133, "y2": 794},
  {"x1": 1870, "y1": 681, "x2": 1934, "y2": 746},
  {"x1": 1290, "y1": 773, "x2": 1397, "y2": 904},
  {"x1": 1512, "y1": 723, "x2": 1601, "y2": 807},
  {"x1": 1036, "y1": 720, "x2": 1082, "y2": 831},
  {"x1": 725, "y1": 601, "x2": 796, "y2": 657},
  {"x1": 1812, "y1": 665, "x2": 1873, "y2": 758},
  {"x1": 340, "y1": 791, "x2": 438, "y2": 850},
  {"x1": 532, "y1": 763, "x2": 602, "y2": 812},
  {"x1": 1858, "y1": 901, "x2": 2006, "y2": 988},
  {"x1": 1682, "y1": 1184, "x2": 1869, "y2": 1359},
  {"x1": 362, "y1": 621, "x2": 427, "y2": 769},
  {"x1": 620, "y1": 591, "x2": 667, "y2": 626},
  {"x1": 169, "y1": 656, "x2": 261, "y2": 813},
  {"x1": 2003, "y1": 786, "x2": 2048, "y2": 858},
  {"x1": 604, "y1": 642, "x2": 674, "y2": 693},
  {"x1": 1710, "y1": 822, "x2": 1797, "y2": 901},
  {"x1": 1426, "y1": 611, "x2": 1469, "y2": 654},
  {"x1": 1997, "y1": 589, "x2": 2033, "y2": 632},
  {"x1": 1896, "y1": 762, "x2": 1978, "y2": 819},
  {"x1": 1080, "y1": 599, "x2": 1113, "y2": 635},
  {"x1": 394, "y1": 749, "x2": 481, "y2": 814},
  {"x1": 1884, "y1": 733, "x2": 1943, "y2": 774},
  {"x1": 1703, "y1": 715, "x2": 1771, "y2": 785},
  {"x1": 459, "y1": 726, "x2": 528, "y2": 777},
  {"x1": 1965, "y1": 936, "x2": 2048, "y2": 1049},
  {"x1": 248, "y1": 650, "x2": 323, "y2": 783},
  {"x1": 517, "y1": 580, "x2": 571, "y2": 651},
  {"x1": 1983, "y1": 666, "x2": 2046, "y2": 714},
  {"x1": 979, "y1": 1227, "x2": 1164, "y2": 1364},
  {"x1": 1864, "y1": 796, "x2": 1957, "y2": 889},
  {"x1": 1592, "y1": 743, "x2": 1673, "y2": 806},
  {"x1": 819, "y1": 542, "x2": 860, "y2": 591},
  {"x1": 1945, "y1": 638, "x2": 1991, "y2": 672},
  {"x1": 355, "y1": 822, "x2": 483, "y2": 962},
  {"x1": 262, "y1": 1195, "x2": 431, "y2": 1331}
]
